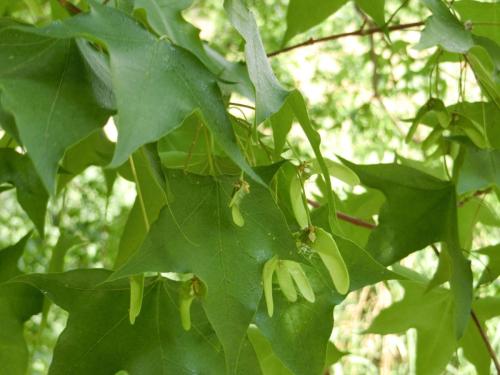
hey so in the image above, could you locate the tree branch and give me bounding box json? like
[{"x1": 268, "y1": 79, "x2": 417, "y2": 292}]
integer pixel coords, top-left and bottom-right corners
[
  {"x1": 58, "y1": 0, "x2": 82, "y2": 14},
  {"x1": 471, "y1": 310, "x2": 500, "y2": 374},
  {"x1": 267, "y1": 21, "x2": 425, "y2": 58}
]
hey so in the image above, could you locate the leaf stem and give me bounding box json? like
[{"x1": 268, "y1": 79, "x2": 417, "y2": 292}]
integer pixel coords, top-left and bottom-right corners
[{"x1": 129, "y1": 155, "x2": 149, "y2": 231}]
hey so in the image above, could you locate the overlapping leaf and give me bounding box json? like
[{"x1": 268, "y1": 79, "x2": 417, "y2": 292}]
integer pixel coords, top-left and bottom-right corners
[
  {"x1": 16, "y1": 269, "x2": 252, "y2": 375},
  {"x1": 254, "y1": 264, "x2": 340, "y2": 375},
  {"x1": 57, "y1": 129, "x2": 115, "y2": 190},
  {"x1": 283, "y1": 0, "x2": 347, "y2": 45},
  {"x1": 417, "y1": 0, "x2": 474, "y2": 53},
  {"x1": 133, "y1": 0, "x2": 254, "y2": 99},
  {"x1": 455, "y1": 140, "x2": 500, "y2": 194},
  {"x1": 110, "y1": 170, "x2": 299, "y2": 373},
  {"x1": 0, "y1": 234, "x2": 43, "y2": 375},
  {"x1": 133, "y1": 0, "x2": 218, "y2": 72},
  {"x1": 4, "y1": 2, "x2": 260, "y2": 186},
  {"x1": 0, "y1": 149, "x2": 48, "y2": 234},
  {"x1": 342, "y1": 159, "x2": 472, "y2": 337},
  {"x1": 368, "y1": 281, "x2": 457, "y2": 375},
  {"x1": 369, "y1": 281, "x2": 500, "y2": 375},
  {"x1": 453, "y1": 0, "x2": 500, "y2": 45},
  {"x1": 114, "y1": 146, "x2": 167, "y2": 267},
  {"x1": 225, "y1": 0, "x2": 341, "y2": 233},
  {"x1": 0, "y1": 24, "x2": 111, "y2": 193}
]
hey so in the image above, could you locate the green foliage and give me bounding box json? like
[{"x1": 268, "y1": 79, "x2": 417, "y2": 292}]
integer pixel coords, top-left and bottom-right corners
[{"x1": 0, "y1": 0, "x2": 499, "y2": 374}]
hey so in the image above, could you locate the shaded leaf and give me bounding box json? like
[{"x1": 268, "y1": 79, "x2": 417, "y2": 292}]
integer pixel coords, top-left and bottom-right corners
[
  {"x1": 134, "y1": 0, "x2": 218, "y2": 72},
  {"x1": 224, "y1": 0, "x2": 341, "y2": 233},
  {"x1": 16, "y1": 270, "x2": 238, "y2": 375},
  {"x1": 255, "y1": 264, "x2": 340, "y2": 375},
  {"x1": 476, "y1": 244, "x2": 500, "y2": 285},
  {"x1": 460, "y1": 297, "x2": 500, "y2": 375},
  {"x1": 0, "y1": 234, "x2": 43, "y2": 375},
  {"x1": 283, "y1": 0, "x2": 347, "y2": 45},
  {"x1": 24, "y1": 2, "x2": 260, "y2": 183},
  {"x1": 111, "y1": 170, "x2": 299, "y2": 373},
  {"x1": 0, "y1": 148, "x2": 48, "y2": 235},
  {"x1": 355, "y1": 0, "x2": 385, "y2": 27},
  {"x1": 0, "y1": 24, "x2": 111, "y2": 192},
  {"x1": 342, "y1": 159, "x2": 472, "y2": 337},
  {"x1": 453, "y1": 0, "x2": 500, "y2": 46},
  {"x1": 368, "y1": 281, "x2": 456, "y2": 375},
  {"x1": 114, "y1": 147, "x2": 167, "y2": 268},
  {"x1": 455, "y1": 140, "x2": 500, "y2": 194}
]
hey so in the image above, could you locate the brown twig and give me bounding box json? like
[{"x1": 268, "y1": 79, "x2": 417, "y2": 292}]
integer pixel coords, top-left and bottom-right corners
[
  {"x1": 267, "y1": 21, "x2": 425, "y2": 57},
  {"x1": 471, "y1": 310, "x2": 500, "y2": 374},
  {"x1": 307, "y1": 199, "x2": 376, "y2": 229},
  {"x1": 58, "y1": 0, "x2": 81, "y2": 14},
  {"x1": 457, "y1": 188, "x2": 492, "y2": 207}
]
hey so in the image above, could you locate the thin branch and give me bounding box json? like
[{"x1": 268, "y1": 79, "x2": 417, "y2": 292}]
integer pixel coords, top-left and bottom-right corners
[
  {"x1": 307, "y1": 199, "x2": 376, "y2": 229},
  {"x1": 457, "y1": 188, "x2": 492, "y2": 207},
  {"x1": 58, "y1": 0, "x2": 81, "y2": 14},
  {"x1": 267, "y1": 21, "x2": 425, "y2": 58},
  {"x1": 337, "y1": 211, "x2": 377, "y2": 229},
  {"x1": 471, "y1": 310, "x2": 500, "y2": 374}
]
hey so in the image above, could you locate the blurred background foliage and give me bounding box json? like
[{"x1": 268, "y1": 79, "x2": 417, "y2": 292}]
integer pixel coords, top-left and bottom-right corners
[{"x1": 0, "y1": 0, "x2": 499, "y2": 374}]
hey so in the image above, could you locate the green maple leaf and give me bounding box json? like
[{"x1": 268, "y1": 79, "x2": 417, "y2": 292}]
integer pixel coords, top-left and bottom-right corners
[
  {"x1": 367, "y1": 281, "x2": 457, "y2": 375},
  {"x1": 133, "y1": 0, "x2": 218, "y2": 72},
  {"x1": 342, "y1": 160, "x2": 472, "y2": 338},
  {"x1": 417, "y1": 0, "x2": 474, "y2": 53},
  {"x1": 16, "y1": 269, "x2": 262, "y2": 375},
  {"x1": 43, "y1": 2, "x2": 259, "y2": 183},
  {"x1": 340, "y1": 160, "x2": 458, "y2": 263},
  {"x1": 455, "y1": 139, "x2": 500, "y2": 194},
  {"x1": 0, "y1": 24, "x2": 111, "y2": 193},
  {"x1": 110, "y1": 169, "x2": 299, "y2": 373}
]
